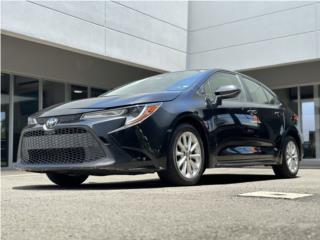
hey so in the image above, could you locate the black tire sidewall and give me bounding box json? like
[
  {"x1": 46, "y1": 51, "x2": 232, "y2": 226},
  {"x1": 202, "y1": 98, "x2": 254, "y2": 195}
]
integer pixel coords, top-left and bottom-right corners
[{"x1": 47, "y1": 173, "x2": 88, "y2": 187}]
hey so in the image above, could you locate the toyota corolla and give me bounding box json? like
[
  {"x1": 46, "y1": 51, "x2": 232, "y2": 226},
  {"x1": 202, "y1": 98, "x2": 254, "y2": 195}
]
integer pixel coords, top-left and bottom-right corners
[{"x1": 16, "y1": 69, "x2": 303, "y2": 186}]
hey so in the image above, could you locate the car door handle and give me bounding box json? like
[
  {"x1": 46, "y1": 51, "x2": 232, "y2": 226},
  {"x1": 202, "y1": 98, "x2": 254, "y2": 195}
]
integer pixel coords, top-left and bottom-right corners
[
  {"x1": 274, "y1": 111, "x2": 281, "y2": 117},
  {"x1": 247, "y1": 109, "x2": 257, "y2": 115}
]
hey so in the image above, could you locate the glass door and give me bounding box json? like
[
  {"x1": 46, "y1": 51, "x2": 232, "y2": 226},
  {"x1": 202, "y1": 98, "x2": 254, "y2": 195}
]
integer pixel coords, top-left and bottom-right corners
[
  {"x1": 1, "y1": 74, "x2": 10, "y2": 167},
  {"x1": 43, "y1": 80, "x2": 65, "y2": 108},
  {"x1": 13, "y1": 76, "x2": 39, "y2": 162},
  {"x1": 274, "y1": 85, "x2": 320, "y2": 159},
  {"x1": 300, "y1": 86, "x2": 316, "y2": 158},
  {"x1": 315, "y1": 85, "x2": 320, "y2": 159},
  {"x1": 71, "y1": 85, "x2": 88, "y2": 100}
]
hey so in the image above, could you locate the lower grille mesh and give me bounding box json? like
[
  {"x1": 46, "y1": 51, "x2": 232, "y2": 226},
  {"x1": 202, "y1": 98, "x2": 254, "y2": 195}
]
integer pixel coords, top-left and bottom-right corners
[
  {"x1": 21, "y1": 127, "x2": 106, "y2": 165},
  {"x1": 27, "y1": 148, "x2": 86, "y2": 164}
]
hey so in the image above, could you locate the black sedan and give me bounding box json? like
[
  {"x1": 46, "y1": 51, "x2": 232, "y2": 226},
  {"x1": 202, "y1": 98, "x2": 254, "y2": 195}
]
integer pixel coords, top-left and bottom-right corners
[{"x1": 17, "y1": 69, "x2": 303, "y2": 186}]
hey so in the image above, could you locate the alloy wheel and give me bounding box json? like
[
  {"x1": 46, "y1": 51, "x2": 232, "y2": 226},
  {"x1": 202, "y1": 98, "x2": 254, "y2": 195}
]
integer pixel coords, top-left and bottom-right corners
[
  {"x1": 175, "y1": 131, "x2": 203, "y2": 179},
  {"x1": 286, "y1": 141, "x2": 299, "y2": 173}
]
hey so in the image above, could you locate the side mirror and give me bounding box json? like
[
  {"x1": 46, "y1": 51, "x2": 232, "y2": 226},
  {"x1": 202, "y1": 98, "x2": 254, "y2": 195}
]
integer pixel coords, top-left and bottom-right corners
[{"x1": 214, "y1": 85, "x2": 241, "y2": 105}]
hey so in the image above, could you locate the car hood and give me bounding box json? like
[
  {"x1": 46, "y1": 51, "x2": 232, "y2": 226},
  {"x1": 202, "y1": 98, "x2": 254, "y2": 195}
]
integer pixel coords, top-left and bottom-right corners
[{"x1": 38, "y1": 91, "x2": 180, "y2": 117}]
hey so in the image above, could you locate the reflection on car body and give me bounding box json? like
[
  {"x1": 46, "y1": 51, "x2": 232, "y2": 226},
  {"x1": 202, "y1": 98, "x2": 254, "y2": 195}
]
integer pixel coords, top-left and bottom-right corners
[{"x1": 16, "y1": 69, "x2": 303, "y2": 186}]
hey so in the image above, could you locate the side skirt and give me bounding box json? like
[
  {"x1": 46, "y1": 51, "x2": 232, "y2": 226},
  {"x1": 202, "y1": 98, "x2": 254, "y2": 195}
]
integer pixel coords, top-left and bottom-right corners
[{"x1": 215, "y1": 159, "x2": 279, "y2": 168}]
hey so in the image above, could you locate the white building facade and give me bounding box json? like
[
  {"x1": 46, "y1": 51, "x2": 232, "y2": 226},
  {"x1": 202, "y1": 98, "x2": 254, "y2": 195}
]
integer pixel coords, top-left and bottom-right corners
[{"x1": 1, "y1": 1, "x2": 320, "y2": 167}]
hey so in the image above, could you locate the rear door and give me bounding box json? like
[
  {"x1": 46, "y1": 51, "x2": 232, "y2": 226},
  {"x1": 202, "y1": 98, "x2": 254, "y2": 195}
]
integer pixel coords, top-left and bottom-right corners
[{"x1": 240, "y1": 75, "x2": 285, "y2": 160}]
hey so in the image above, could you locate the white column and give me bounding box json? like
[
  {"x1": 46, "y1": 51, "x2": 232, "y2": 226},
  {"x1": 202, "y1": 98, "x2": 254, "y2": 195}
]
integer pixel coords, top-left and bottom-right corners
[
  {"x1": 297, "y1": 87, "x2": 302, "y2": 132},
  {"x1": 39, "y1": 79, "x2": 43, "y2": 110}
]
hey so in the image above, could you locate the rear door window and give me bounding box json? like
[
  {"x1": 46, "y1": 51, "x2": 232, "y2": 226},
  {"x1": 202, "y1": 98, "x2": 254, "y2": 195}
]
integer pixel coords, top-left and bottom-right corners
[
  {"x1": 262, "y1": 88, "x2": 280, "y2": 105},
  {"x1": 241, "y1": 77, "x2": 269, "y2": 104}
]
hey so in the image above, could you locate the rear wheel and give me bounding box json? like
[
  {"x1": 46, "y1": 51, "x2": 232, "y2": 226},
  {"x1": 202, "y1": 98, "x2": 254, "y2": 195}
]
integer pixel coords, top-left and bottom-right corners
[
  {"x1": 46, "y1": 173, "x2": 88, "y2": 187},
  {"x1": 272, "y1": 137, "x2": 300, "y2": 178},
  {"x1": 158, "y1": 124, "x2": 205, "y2": 186}
]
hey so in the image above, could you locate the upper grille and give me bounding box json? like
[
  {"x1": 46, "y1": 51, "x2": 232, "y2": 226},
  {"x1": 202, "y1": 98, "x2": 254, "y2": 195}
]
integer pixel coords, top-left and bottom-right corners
[
  {"x1": 20, "y1": 127, "x2": 106, "y2": 165},
  {"x1": 23, "y1": 127, "x2": 86, "y2": 137},
  {"x1": 36, "y1": 114, "x2": 81, "y2": 125}
]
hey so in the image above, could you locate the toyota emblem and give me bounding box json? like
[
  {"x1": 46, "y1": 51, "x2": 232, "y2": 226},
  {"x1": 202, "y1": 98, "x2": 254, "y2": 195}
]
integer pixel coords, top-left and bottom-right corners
[{"x1": 44, "y1": 117, "x2": 58, "y2": 130}]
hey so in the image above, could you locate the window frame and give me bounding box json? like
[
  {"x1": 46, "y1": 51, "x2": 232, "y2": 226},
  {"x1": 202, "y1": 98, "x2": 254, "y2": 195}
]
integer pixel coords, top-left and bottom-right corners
[
  {"x1": 239, "y1": 74, "x2": 280, "y2": 106},
  {"x1": 199, "y1": 70, "x2": 247, "y2": 103},
  {"x1": 262, "y1": 86, "x2": 281, "y2": 105}
]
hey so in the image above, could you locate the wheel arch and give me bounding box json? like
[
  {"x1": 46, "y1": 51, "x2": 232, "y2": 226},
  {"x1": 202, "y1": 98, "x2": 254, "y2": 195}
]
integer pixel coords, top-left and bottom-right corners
[
  {"x1": 167, "y1": 113, "x2": 210, "y2": 168},
  {"x1": 281, "y1": 127, "x2": 303, "y2": 161}
]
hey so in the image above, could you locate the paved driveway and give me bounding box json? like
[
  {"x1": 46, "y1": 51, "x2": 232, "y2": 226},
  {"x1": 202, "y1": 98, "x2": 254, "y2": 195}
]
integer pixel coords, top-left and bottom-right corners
[{"x1": 1, "y1": 168, "x2": 320, "y2": 240}]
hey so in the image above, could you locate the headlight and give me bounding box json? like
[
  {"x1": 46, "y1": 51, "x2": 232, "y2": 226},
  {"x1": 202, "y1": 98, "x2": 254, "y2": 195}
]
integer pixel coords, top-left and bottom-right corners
[
  {"x1": 81, "y1": 103, "x2": 162, "y2": 126},
  {"x1": 28, "y1": 116, "x2": 37, "y2": 125},
  {"x1": 80, "y1": 109, "x2": 127, "y2": 120}
]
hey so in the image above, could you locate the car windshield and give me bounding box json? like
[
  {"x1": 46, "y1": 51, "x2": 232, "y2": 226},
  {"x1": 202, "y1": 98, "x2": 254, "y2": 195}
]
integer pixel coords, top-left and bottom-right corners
[{"x1": 103, "y1": 71, "x2": 202, "y2": 96}]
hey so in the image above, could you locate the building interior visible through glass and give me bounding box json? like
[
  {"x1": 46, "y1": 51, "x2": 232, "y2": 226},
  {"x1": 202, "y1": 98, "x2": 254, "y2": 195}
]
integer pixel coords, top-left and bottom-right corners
[
  {"x1": 0, "y1": 73, "x2": 107, "y2": 167},
  {"x1": 274, "y1": 85, "x2": 320, "y2": 159}
]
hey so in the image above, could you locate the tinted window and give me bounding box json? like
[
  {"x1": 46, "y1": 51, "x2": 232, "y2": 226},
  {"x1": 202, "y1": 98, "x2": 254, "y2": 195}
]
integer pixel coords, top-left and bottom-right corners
[
  {"x1": 14, "y1": 76, "x2": 39, "y2": 162},
  {"x1": 91, "y1": 88, "x2": 107, "y2": 97},
  {"x1": 43, "y1": 80, "x2": 65, "y2": 108},
  {"x1": 71, "y1": 85, "x2": 88, "y2": 100},
  {"x1": 242, "y1": 77, "x2": 269, "y2": 104},
  {"x1": 103, "y1": 71, "x2": 203, "y2": 97},
  {"x1": 263, "y1": 88, "x2": 279, "y2": 105},
  {"x1": 1, "y1": 73, "x2": 10, "y2": 167},
  {"x1": 203, "y1": 72, "x2": 244, "y2": 101}
]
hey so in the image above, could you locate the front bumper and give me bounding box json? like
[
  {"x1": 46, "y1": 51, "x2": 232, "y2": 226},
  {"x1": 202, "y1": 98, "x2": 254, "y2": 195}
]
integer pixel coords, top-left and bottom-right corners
[{"x1": 16, "y1": 115, "x2": 168, "y2": 174}]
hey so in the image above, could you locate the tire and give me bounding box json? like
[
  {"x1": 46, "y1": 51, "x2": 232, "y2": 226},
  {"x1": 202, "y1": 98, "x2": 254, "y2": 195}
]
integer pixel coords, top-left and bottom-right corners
[
  {"x1": 46, "y1": 173, "x2": 88, "y2": 187},
  {"x1": 272, "y1": 136, "x2": 300, "y2": 178},
  {"x1": 158, "y1": 123, "x2": 205, "y2": 186}
]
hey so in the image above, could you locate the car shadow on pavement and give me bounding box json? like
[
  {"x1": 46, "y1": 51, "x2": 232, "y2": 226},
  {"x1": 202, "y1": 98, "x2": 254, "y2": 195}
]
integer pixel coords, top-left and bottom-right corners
[{"x1": 13, "y1": 173, "x2": 281, "y2": 191}]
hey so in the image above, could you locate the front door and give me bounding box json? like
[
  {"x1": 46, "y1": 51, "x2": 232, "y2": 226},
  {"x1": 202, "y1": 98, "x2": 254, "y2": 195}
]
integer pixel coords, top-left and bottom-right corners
[
  {"x1": 200, "y1": 71, "x2": 257, "y2": 164},
  {"x1": 213, "y1": 101, "x2": 261, "y2": 162}
]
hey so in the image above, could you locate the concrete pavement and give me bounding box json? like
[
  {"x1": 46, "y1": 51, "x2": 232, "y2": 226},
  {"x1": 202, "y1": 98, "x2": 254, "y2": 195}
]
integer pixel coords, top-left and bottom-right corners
[{"x1": 1, "y1": 168, "x2": 320, "y2": 240}]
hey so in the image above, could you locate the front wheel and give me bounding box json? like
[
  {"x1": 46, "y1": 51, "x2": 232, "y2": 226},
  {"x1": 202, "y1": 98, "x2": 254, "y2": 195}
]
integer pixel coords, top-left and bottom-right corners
[
  {"x1": 46, "y1": 173, "x2": 88, "y2": 187},
  {"x1": 158, "y1": 124, "x2": 205, "y2": 186},
  {"x1": 272, "y1": 137, "x2": 300, "y2": 178}
]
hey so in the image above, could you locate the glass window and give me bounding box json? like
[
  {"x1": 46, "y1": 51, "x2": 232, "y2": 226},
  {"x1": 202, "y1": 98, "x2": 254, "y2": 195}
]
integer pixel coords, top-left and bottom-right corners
[
  {"x1": 315, "y1": 85, "x2": 320, "y2": 159},
  {"x1": 263, "y1": 88, "x2": 279, "y2": 105},
  {"x1": 91, "y1": 88, "x2": 106, "y2": 97},
  {"x1": 202, "y1": 80, "x2": 212, "y2": 98},
  {"x1": 301, "y1": 86, "x2": 315, "y2": 158},
  {"x1": 268, "y1": 85, "x2": 320, "y2": 160},
  {"x1": 71, "y1": 85, "x2": 88, "y2": 100},
  {"x1": 1, "y1": 73, "x2": 10, "y2": 167},
  {"x1": 43, "y1": 80, "x2": 65, "y2": 108},
  {"x1": 242, "y1": 77, "x2": 269, "y2": 104},
  {"x1": 13, "y1": 76, "x2": 39, "y2": 162},
  {"x1": 103, "y1": 71, "x2": 204, "y2": 97},
  {"x1": 203, "y1": 72, "x2": 244, "y2": 101}
]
